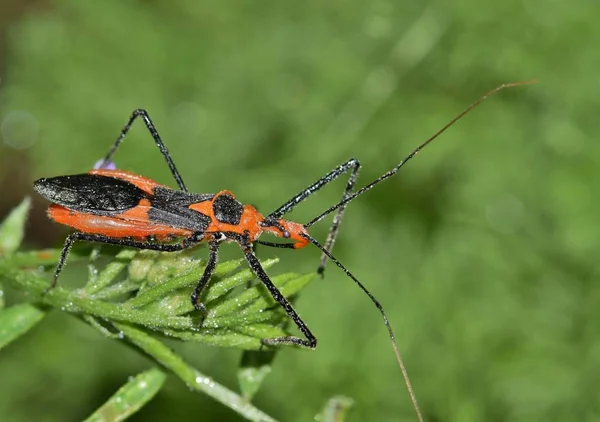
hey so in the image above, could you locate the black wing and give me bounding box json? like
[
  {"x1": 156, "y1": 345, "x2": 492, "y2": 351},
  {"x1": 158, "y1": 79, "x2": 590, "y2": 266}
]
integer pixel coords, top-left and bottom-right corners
[
  {"x1": 148, "y1": 186, "x2": 213, "y2": 231},
  {"x1": 33, "y1": 174, "x2": 147, "y2": 215},
  {"x1": 34, "y1": 174, "x2": 215, "y2": 232}
]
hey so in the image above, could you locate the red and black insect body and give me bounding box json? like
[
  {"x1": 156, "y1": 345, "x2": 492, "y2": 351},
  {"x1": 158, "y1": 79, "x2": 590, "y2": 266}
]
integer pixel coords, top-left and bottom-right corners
[{"x1": 33, "y1": 81, "x2": 534, "y2": 422}]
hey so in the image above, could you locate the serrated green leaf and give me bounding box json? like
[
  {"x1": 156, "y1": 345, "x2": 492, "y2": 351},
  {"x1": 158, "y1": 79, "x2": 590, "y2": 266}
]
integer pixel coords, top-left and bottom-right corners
[
  {"x1": 208, "y1": 272, "x2": 300, "y2": 317},
  {"x1": 124, "y1": 258, "x2": 251, "y2": 310},
  {"x1": 90, "y1": 279, "x2": 143, "y2": 301},
  {"x1": 0, "y1": 198, "x2": 31, "y2": 255},
  {"x1": 160, "y1": 318, "x2": 290, "y2": 350},
  {"x1": 83, "y1": 367, "x2": 166, "y2": 422},
  {"x1": 1, "y1": 251, "x2": 316, "y2": 349},
  {"x1": 0, "y1": 303, "x2": 45, "y2": 350},
  {"x1": 208, "y1": 273, "x2": 315, "y2": 324},
  {"x1": 0, "y1": 263, "x2": 195, "y2": 330},
  {"x1": 82, "y1": 249, "x2": 139, "y2": 295},
  {"x1": 202, "y1": 259, "x2": 277, "y2": 303},
  {"x1": 135, "y1": 262, "x2": 290, "y2": 320},
  {"x1": 160, "y1": 327, "x2": 266, "y2": 350},
  {"x1": 205, "y1": 307, "x2": 285, "y2": 330},
  {"x1": 127, "y1": 250, "x2": 161, "y2": 282},
  {"x1": 143, "y1": 249, "x2": 205, "y2": 288},
  {"x1": 233, "y1": 274, "x2": 314, "y2": 399}
]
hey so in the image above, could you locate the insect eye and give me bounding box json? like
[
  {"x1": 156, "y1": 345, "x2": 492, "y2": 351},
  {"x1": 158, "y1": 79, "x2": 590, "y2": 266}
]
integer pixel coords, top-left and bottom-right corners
[{"x1": 282, "y1": 230, "x2": 290, "y2": 239}]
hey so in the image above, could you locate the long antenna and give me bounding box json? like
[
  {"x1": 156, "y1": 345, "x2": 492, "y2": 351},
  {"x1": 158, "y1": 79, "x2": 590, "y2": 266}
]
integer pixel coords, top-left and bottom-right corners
[
  {"x1": 301, "y1": 232, "x2": 424, "y2": 422},
  {"x1": 305, "y1": 80, "x2": 537, "y2": 228}
]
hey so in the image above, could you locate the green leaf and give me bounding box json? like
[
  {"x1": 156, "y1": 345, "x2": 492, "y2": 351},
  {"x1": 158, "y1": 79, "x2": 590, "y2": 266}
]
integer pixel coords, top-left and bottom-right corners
[
  {"x1": 0, "y1": 263, "x2": 196, "y2": 330},
  {"x1": 82, "y1": 249, "x2": 139, "y2": 295},
  {"x1": 125, "y1": 258, "x2": 266, "y2": 310},
  {"x1": 0, "y1": 303, "x2": 45, "y2": 350},
  {"x1": 1, "y1": 252, "x2": 316, "y2": 348},
  {"x1": 115, "y1": 322, "x2": 278, "y2": 422},
  {"x1": 315, "y1": 396, "x2": 354, "y2": 422},
  {"x1": 232, "y1": 274, "x2": 314, "y2": 397},
  {"x1": 160, "y1": 322, "x2": 289, "y2": 350},
  {"x1": 207, "y1": 273, "x2": 314, "y2": 322},
  {"x1": 238, "y1": 350, "x2": 275, "y2": 400},
  {"x1": 0, "y1": 248, "x2": 315, "y2": 419},
  {"x1": 83, "y1": 367, "x2": 166, "y2": 422},
  {"x1": 0, "y1": 198, "x2": 31, "y2": 255}
]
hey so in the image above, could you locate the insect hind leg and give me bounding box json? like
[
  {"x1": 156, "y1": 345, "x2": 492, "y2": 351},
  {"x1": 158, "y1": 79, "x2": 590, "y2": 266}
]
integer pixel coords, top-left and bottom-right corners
[
  {"x1": 99, "y1": 109, "x2": 188, "y2": 192},
  {"x1": 45, "y1": 233, "x2": 80, "y2": 293}
]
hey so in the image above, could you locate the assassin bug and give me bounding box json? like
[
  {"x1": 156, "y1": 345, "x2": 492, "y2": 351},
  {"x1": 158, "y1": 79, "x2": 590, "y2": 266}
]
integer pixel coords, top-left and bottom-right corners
[{"x1": 33, "y1": 80, "x2": 534, "y2": 422}]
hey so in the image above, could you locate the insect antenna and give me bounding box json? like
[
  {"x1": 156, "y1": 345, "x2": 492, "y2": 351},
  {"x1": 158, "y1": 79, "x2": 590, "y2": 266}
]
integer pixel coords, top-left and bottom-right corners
[
  {"x1": 300, "y1": 232, "x2": 424, "y2": 422},
  {"x1": 305, "y1": 79, "x2": 537, "y2": 229}
]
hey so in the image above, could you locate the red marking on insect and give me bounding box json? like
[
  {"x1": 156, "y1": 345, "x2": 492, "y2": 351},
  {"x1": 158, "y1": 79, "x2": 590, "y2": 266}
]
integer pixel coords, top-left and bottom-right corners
[{"x1": 33, "y1": 80, "x2": 536, "y2": 421}]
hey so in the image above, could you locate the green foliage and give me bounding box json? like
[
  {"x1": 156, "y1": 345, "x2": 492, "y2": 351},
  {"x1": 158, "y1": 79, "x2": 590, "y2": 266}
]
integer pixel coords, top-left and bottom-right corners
[
  {"x1": 0, "y1": 201, "x2": 315, "y2": 421},
  {"x1": 0, "y1": 197, "x2": 30, "y2": 256},
  {"x1": 0, "y1": 0, "x2": 598, "y2": 421},
  {"x1": 316, "y1": 396, "x2": 354, "y2": 422},
  {"x1": 0, "y1": 303, "x2": 44, "y2": 350},
  {"x1": 83, "y1": 368, "x2": 166, "y2": 422}
]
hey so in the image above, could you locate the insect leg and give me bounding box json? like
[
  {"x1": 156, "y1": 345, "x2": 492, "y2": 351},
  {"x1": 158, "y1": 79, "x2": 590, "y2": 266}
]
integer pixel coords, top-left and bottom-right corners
[
  {"x1": 242, "y1": 242, "x2": 317, "y2": 349},
  {"x1": 190, "y1": 240, "x2": 220, "y2": 314},
  {"x1": 99, "y1": 109, "x2": 187, "y2": 191},
  {"x1": 46, "y1": 232, "x2": 203, "y2": 291},
  {"x1": 49, "y1": 232, "x2": 79, "y2": 291},
  {"x1": 266, "y1": 158, "x2": 361, "y2": 275},
  {"x1": 253, "y1": 240, "x2": 295, "y2": 249},
  {"x1": 317, "y1": 160, "x2": 360, "y2": 274}
]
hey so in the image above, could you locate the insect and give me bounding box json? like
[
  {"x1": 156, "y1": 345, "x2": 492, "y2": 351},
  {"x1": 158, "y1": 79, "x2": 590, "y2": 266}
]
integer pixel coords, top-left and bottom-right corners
[{"x1": 33, "y1": 80, "x2": 534, "y2": 421}]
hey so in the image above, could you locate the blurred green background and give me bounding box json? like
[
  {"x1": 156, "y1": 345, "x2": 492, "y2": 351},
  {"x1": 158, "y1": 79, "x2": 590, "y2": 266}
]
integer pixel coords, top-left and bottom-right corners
[{"x1": 0, "y1": 0, "x2": 598, "y2": 421}]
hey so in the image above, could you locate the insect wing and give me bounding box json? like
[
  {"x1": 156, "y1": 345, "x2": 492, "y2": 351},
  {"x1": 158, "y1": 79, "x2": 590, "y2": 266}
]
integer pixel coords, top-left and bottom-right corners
[{"x1": 33, "y1": 174, "x2": 147, "y2": 215}]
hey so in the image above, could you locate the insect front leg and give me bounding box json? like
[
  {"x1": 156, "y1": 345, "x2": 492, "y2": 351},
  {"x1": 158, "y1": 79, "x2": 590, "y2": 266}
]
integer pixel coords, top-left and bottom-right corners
[
  {"x1": 317, "y1": 160, "x2": 361, "y2": 274},
  {"x1": 265, "y1": 158, "x2": 361, "y2": 275},
  {"x1": 242, "y1": 241, "x2": 317, "y2": 349},
  {"x1": 99, "y1": 109, "x2": 187, "y2": 191}
]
